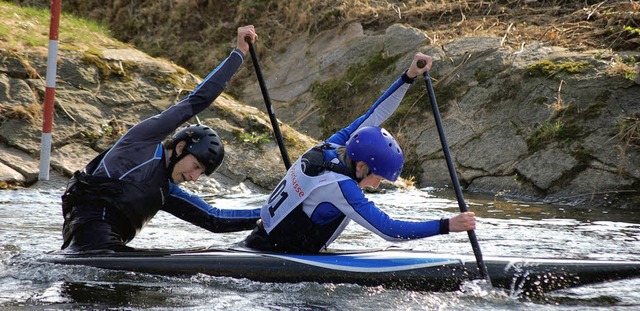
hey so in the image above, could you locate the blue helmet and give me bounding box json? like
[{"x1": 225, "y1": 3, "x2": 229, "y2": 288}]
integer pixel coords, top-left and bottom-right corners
[
  {"x1": 172, "y1": 124, "x2": 224, "y2": 176},
  {"x1": 345, "y1": 126, "x2": 404, "y2": 181}
]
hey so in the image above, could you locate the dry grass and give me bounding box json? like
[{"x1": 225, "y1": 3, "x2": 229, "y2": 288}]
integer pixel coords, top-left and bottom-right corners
[
  {"x1": 608, "y1": 58, "x2": 639, "y2": 79},
  {"x1": 0, "y1": 103, "x2": 42, "y2": 125},
  {"x1": 616, "y1": 113, "x2": 640, "y2": 148},
  {"x1": 246, "y1": 1, "x2": 640, "y2": 52},
  {"x1": 7, "y1": 0, "x2": 639, "y2": 78}
]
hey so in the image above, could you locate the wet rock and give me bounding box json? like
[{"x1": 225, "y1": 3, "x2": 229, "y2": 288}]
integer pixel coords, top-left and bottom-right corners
[
  {"x1": 516, "y1": 149, "x2": 578, "y2": 190},
  {"x1": 0, "y1": 161, "x2": 25, "y2": 186},
  {"x1": 50, "y1": 143, "x2": 98, "y2": 177},
  {"x1": 0, "y1": 144, "x2": 39, "y2": 185}
]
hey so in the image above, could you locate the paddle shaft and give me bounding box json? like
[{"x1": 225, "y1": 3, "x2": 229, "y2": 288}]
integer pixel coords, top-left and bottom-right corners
[
  {"x1": 245, "y1": 37, "x2": 292, "y2": 169},
  {"x1": 417, "y1": 60, "x2": 492, "y2": 284}
]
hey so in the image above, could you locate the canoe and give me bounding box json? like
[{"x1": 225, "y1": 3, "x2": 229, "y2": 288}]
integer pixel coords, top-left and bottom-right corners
[{"x1": 43, "y1": 246, "x2": 640, "y2": 296}]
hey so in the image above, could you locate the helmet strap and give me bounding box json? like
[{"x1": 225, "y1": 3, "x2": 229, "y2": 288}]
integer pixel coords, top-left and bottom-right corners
[
  {"x1": 353, "y1": 160, "x2": 365, "y2": 183},
  {"x1": 167, "y1": 146, "x2": 188, "y2": 183}
]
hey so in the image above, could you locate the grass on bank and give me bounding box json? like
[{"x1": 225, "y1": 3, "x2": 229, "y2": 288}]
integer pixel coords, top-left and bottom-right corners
[
  {"x1": 617, "y1": 114, "x2": 640, "y2": 149},
  {"x1": 0, "y1": 1, "x2": 128, "y2": 53}
]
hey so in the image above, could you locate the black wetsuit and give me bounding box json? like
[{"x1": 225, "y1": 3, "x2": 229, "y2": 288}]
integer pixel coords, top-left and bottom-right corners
[{"x1": 61, "y1": 49, "x2": 260, "y2": 252}]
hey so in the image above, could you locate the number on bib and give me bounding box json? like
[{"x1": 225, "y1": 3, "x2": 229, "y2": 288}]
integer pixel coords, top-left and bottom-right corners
[{"x1": 267, "y1": 179, "x2": 289, "y2": 217}]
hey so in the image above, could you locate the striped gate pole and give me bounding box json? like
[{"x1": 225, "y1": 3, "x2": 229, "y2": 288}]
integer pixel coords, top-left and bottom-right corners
[{"x1": 38, "y1": 0, "x2": 62, "y2": 180}]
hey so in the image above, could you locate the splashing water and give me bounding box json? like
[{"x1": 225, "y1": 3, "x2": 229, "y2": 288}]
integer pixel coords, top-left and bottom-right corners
[{"x1": 1, "y1": 179, "x2": 639, "y2": 310}]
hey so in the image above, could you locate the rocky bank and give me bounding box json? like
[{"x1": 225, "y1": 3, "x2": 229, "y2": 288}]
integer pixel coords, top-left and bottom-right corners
[
  {"x1": 0, "y1": 46, "x2": 316, "y2": 194},
  {"x1": 1, "y1": 20, "x2": 638, "y2": 208},
  {"x1": 235, "y1": 23, "x2": 640, "y2": 208}
]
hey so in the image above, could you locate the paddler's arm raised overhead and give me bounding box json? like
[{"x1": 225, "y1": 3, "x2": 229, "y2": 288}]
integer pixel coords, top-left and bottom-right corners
[{"x1": 60, "y1": 25, "x2": 260, "y2": 253}]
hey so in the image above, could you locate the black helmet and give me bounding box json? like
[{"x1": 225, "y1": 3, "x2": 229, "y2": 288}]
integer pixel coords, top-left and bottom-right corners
[{"x1": 172, "y1": 124, "x2": 224, "y2": 175}]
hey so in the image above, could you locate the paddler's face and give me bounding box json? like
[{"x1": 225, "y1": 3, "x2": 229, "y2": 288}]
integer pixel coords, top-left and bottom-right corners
[
  {"x1": 171, "y1": 141, "x2": 206, "y2": 183},
  {"x1": 355, "y1": 161, "x2": 383, "y2": 189}
]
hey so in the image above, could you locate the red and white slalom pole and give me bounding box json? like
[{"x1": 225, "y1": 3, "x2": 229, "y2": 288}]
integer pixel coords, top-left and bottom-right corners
[{"x1": 38, "y1": 0, "x2": 62, "y2": 181}]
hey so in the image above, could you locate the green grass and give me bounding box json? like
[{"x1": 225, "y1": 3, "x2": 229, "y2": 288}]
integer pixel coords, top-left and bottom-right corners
[
  {"x1": 0, "y1": 2, "x2": 126, "y2": 52},
  {"x1": 236, "y1": 131, "x2": 271, "y2": 146},
  {"x1": 527, "y1": 60, "x2": 590, "y2": 78},
  {"x1": 311, "y1": 52, "x2": 401, "y2": 137},
  {"x1": 526, "y1": 120, "x2": 566, "y2": 151}
]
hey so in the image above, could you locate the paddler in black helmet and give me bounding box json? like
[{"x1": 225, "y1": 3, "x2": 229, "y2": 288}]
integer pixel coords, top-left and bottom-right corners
[{"x1": 60, "y1": 25, "x2": 260, "y2": 252}]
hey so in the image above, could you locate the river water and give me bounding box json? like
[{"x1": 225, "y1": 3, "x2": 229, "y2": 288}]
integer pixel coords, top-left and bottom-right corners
[{"x1": 1, "y1": 174, "x2": 639, "y2": 310}]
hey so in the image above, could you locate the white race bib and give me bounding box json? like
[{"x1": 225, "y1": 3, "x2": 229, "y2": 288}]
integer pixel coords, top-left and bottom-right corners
[{"x1": 261, "y1": 157, "x2": 350, "y2": 233}]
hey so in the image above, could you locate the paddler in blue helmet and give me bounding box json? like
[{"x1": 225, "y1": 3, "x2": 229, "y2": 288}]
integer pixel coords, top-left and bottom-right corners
[
  {"x1": 242, "y1": 53, "x2": 477, "y2": 253},
  {"x1": 60, "y1": 26, "x2": 261, "y2": 252}
]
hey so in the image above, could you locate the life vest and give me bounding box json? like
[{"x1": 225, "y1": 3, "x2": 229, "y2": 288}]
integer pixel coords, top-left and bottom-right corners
[
  {"x1": 248, "y1": 144, "x2": 354, "y2": 253},
  {"x1": 61, "y1": 147, "x2": 170, "y2": 248}
]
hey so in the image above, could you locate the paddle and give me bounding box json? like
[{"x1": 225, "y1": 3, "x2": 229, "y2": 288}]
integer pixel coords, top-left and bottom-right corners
[
  {"x1": 417, "y1": 59, "x2": 492, "y2": 285},
  {"x1": 244, "y1": 36, "x2": 292, "y2": 169}
]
